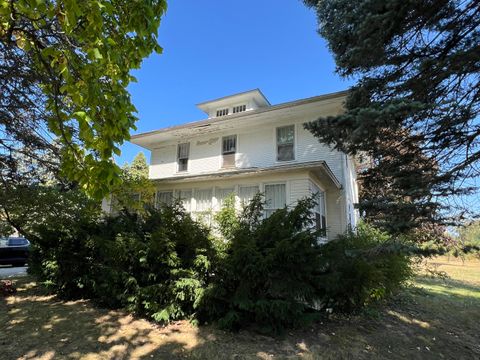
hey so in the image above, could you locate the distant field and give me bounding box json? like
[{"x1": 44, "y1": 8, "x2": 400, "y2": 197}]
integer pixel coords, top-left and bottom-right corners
[{"x1": 1, "y1": 256, "x2": 479, "y2": 359}]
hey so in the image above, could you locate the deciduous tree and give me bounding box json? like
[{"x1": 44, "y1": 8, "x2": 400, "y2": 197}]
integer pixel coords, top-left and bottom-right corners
[{"x1": 0, "y1": 0, "x2": 167, "y2": 197}]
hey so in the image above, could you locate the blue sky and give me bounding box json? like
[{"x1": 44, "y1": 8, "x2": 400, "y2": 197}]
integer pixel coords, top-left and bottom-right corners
[{"x1": 118, "y1": 0, "x2": 352, "y2": 165}]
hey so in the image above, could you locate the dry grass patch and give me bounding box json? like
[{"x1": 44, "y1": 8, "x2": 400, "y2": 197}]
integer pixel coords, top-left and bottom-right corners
[{"x1": 1, "y1": 256, "x2": 479, "y2": 359}]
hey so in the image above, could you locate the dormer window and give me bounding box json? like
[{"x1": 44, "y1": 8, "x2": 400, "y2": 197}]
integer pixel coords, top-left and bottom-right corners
[
  {"x1": 216, "y1": 108, "x2": 229, "y2": 117},
  {"x1": 233, "y1": 104, "x2": 247, "y2": 114},
  {"x1": 177, "y1": 142, "x2": 190, "y2": 172}
]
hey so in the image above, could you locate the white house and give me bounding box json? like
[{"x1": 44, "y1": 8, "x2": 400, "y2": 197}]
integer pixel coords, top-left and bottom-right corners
[{"x1": 130, "y1": 89, "x2": 359, "y2": 240}]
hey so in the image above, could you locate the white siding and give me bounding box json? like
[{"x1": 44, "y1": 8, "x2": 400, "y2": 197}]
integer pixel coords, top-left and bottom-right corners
[
  {"x1": 289, "y1": 179, "x2": 310, "y2": 206},
  {"x1": 152, "y1": 170, "x2": 348, "y2": 240},
  {"x1": 149, "y1": 120, "x2": 345, "y2": 184},
  {"x1": 137, "y1": 94, "x2": 359, "y2": 239}
]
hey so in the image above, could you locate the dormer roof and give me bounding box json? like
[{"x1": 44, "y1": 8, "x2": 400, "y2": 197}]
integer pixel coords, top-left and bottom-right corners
[{"x1": 196, "y1": 89, "x2": 270, "y2": 117}]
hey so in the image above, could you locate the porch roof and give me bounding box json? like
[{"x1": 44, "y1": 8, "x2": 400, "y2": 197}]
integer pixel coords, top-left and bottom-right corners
[{"x1": 151, "y1": 160, "x2": 342, "y2": 190}]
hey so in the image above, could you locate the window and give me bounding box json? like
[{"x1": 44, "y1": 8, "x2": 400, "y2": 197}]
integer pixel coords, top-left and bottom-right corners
[
  {"x1": 239, "y1": 185, "x2": 259, "y2": 206},
  {"x1": 311, "y1": 184, "x2": 327, "y2": 235},
  {"x1": 276, "y1": 125, "x2": 295, "y2": 161},
  {"x1": 194, "y1": 188, "x2": 212, "y2": 212},
  {"x1": 178, "y1": 189, "x2": 192, "y2": 211},
  {"x1": 233, "y1": 104, "x2": 246, "y2": 113},
  {"x1": 222, "y1": 135, "x2": 237, "y2": 168},
  {"x1": 222, "y1": 135, "x2": 236, "y2": 154},
  {"x1": 264, "y1": 184, "x2": 286, "y2": 217},
  {"x1": 216, "y1": 108, "x2": 229, "y2": 117},
  {"x1": 216, "y1": 188, "x2": 235, "y2": 209},
  {"x1": 177, "y1": 142, "x2": 190, "y2": 172},
  {"x1": 156, "y1": 191, "x2": 173, "y2": 207}
]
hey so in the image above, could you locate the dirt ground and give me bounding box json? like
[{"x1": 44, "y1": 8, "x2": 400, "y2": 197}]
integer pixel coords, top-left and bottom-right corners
[{"x1": 1, "y1": 256, "x2": 479, "y2": 359}]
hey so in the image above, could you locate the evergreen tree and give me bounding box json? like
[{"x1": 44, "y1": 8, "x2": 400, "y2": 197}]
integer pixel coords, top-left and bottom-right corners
[
  {"x1": 110, "y1": 152, "x2": 154, "y2": 213},
  {"x1": 303, "y1": 0, "x2": 480, "y2": 233}
]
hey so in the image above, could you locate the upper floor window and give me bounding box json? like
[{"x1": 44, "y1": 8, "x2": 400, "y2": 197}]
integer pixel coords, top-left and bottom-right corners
[
  {"x1": 233, "y1": 104, "x2": 246, "y2": 113},
  {"x1": 276, "y1": 125, "x2": 295, "y2": 161},
  {"x1": 222, "y1": 135, "x2": 237, "y2": 168},
  {"x1": 216, "y1": 108, "x2": 229, "y2": 117},
  {"x1": 177, "y1": 142, "x2": 190, "y2": 172}
]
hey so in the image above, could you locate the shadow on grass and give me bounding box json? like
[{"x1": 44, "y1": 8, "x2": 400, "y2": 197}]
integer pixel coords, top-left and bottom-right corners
[
  {"x1": 0, "y1": 277, "x2": 298, "y2": 359},
  {"x1": 1, "y1": 275, "x2": 480, "y2": 359}
]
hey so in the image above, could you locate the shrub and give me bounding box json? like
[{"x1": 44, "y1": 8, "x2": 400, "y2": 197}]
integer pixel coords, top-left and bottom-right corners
[
  {"x1": 200, "y1": 198, "x2": 413, "y2": 333},
  {"x1": 27, "y1": 189, "x2": 413, "y2": 334},
  {"x1": 29, "y1": 201, "x2": 221, "y2": 323},
  {"x1": 317, "y1": 223, "x2": 413, "y2": 312},
  {"x1": 198, "y1": 195, "x2": 325, "y2": 334}
]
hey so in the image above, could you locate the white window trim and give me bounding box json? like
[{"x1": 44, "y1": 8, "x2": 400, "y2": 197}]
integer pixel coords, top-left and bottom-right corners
[
  {"x1": 215, "y1": 108, "x2": 229, "y2": 117},
  {"x1": 220, "y1": 134, "x2": 238, "y2": 169},
  {"x1": 193, "y1": 187, "x2": 214, "y2": 213},
  {"x1": 274, "y1": 124, "x2": 297, "y2": 163},
  {"x1": 232, "y1": 103, "x2": 247, "y2": 114},
  {"x1": 155, "y1": 190, "x2": 174, "y2": 208},
  {"x1": 176, "y1": 142, "x2": 190, "y2": 173},
  {"x1": 310, "y1": 180, "x2": 328, "y2": 240},
  {"x1": 263, "y1": 182, "x2": 288, "y2": 217},
  {"x1": 174, "y1": 188, "x2": 193, "y2": 212},
  {"x1": 238, "y1": 183, "x2": 261, "y2": 209}
]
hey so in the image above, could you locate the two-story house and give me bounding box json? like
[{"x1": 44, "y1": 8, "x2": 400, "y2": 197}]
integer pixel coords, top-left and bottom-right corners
[{"x1": 130, "y1": 89, "x2": 359, "y2": 240}]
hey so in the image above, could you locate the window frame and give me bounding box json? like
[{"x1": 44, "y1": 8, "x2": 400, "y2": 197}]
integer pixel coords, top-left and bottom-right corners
[
  {"x1": 176, "y1": 189, "x2": 193, "y2": 212},
  {"x1": 216, "y1": 187, "x2": 235, "y2": 210},
  {"x1": 177, "y1": 142, "x2": 190, "y2": 172},
  {"x1": 232, "y1": 104, "x2": 247, "y2": 114},
  {"x1": 156, "y1": 190, "x2": 174, "y2": 208},
  {"x1": 264, "y1": 183, "x2": 287, "y2": 218},
  {"x1": 275, "y1": 124, "x2": 295, "y2": 162},
  {"x1": 310, "y1": 182, "x2": 327, "y2": 239},
  {"x1": 238, "y1": 184, "x2": 260, "y2": 207},
  {"x1": 221, "y1": 135, "x2": 237, "y2": 155},
  {"x1": 216, "y1": 108, "x2": 229, "y2": 117}
]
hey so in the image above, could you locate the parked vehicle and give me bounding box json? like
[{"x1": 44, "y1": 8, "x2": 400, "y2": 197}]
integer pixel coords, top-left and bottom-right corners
[{"x1": 0, "y1": 237, "x2": 30, "y2": 267}]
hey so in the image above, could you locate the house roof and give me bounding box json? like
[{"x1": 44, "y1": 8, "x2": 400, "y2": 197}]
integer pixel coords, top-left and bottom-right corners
[
  {"x1": 151, "y1": 160, "x2": 342, "y2": 190},
  {"x1": 131, "y1": 90, "x2": 348, "y2": 149}
]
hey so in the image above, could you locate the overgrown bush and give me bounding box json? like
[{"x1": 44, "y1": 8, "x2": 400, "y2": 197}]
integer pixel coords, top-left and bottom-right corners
[
  {"x1": 29, "y1": 201, "x2": 221, "y2": 323},
  {"x1": 26, "y1": 189, "x2": 413, "y2": 334},
  {"x1": 199, "y1": 195, "x2": 326, "y2": 334},
  {"x1": 200, "y1": 196, "x2": 413, "y2": 333},
  {"x1": 317, "y1": 223, "x2": 413, "y2": 312}
]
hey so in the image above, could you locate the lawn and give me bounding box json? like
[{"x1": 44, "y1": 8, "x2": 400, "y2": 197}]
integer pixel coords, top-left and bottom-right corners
[{"x1": 1, "y1": 256, "x2": 479, "y2": 359}]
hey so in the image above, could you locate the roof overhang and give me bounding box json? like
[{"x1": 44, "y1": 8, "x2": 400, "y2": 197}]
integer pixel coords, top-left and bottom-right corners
[
  {"x1": 151, "y1": 160, "x2": 342, "y2": 190},
  {"x1": 131, "y1": 90, "x2": 348, "y2": 150}
]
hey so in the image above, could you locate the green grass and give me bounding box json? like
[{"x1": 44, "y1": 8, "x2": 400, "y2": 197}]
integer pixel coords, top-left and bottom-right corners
[{"x1": 1, "y1": 256, "x2": 479, "y2": 359}]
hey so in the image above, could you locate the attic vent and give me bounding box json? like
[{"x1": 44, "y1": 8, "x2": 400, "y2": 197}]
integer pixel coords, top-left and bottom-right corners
[
  {"x1": 216, "y1": 108, "x2": 229, "y2": 117},
  {"x1": 233, "y1": 104, "x2": 246, "y2": 113}
]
